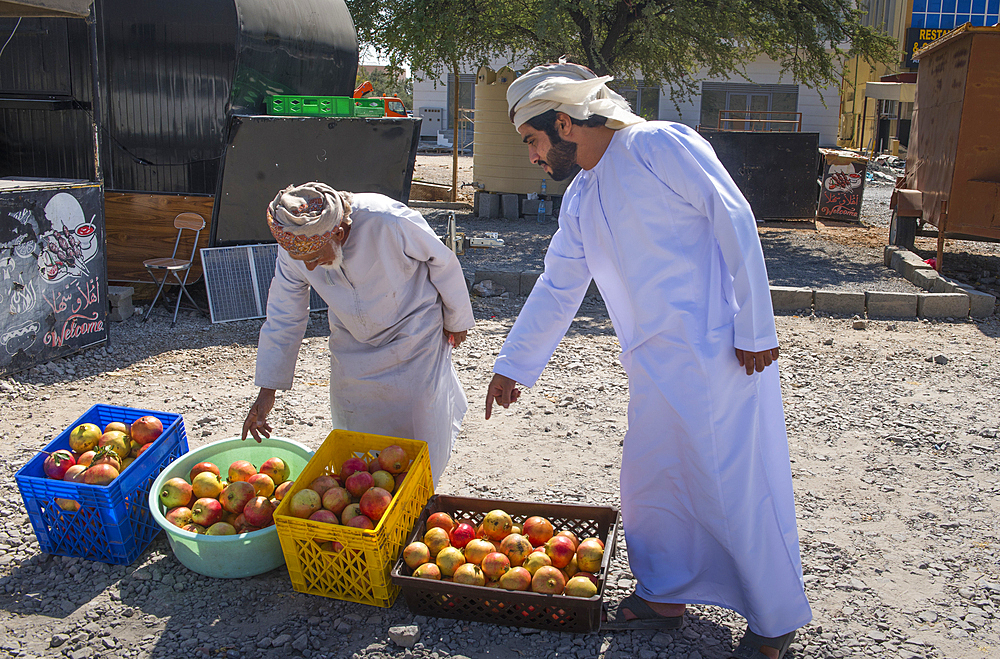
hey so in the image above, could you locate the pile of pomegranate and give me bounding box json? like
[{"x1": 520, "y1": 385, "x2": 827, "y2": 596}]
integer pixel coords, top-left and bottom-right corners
[
  {"x1": 402, "y1": 508, "x2": 605, "y2": 597},
  {"x1": 44, "y1": 417, "x2": 164, "y2": 511},
  {"x1": 284, "y1": 445, "x2": 411, "y2": 544},
  {"x1": 157, "y1": 455, "x2": 293, "y2": 535}
]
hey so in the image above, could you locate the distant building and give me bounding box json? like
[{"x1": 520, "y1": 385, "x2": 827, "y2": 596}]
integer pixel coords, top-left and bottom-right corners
[{"x1": 838, "y1": 0, "x2": 999, "y2": 154}]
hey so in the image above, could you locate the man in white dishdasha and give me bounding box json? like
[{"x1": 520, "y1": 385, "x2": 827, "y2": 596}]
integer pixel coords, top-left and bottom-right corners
[
  {"x1": 484, "y1": 62, "x2": 810, "y2": 659},
  {"x1": 244, "y1": 182, "x2": 474, "y2": 485}
]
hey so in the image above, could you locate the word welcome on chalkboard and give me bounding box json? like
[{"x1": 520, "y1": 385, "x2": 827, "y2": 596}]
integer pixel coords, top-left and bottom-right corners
[{"x1": 0, "y1": 181, "x2": 108, "y2": 376}]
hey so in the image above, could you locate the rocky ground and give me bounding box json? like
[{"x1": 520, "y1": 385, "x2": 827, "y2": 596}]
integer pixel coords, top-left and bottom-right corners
[{"x1": 1, "y1": 155, "x2": 999, "y2": 659}]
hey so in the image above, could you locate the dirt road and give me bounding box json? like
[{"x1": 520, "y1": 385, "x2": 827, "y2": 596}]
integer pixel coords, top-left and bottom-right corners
[{"x1": 1, "y1": 156, "x2": 999, "y2": 659}]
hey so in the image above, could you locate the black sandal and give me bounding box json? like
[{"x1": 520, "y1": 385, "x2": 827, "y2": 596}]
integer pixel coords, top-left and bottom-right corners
[
  {"x1": 601, "y1": 593, "x2": 684, "y2": 631},
  {"x1": 729, "y1": 627, "x2": 796, "y2": 659}
]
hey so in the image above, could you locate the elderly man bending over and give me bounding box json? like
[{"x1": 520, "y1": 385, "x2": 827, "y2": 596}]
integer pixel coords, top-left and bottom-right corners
[{"x1": 242, "y1": 182, "x2": 474, "y2": 484}]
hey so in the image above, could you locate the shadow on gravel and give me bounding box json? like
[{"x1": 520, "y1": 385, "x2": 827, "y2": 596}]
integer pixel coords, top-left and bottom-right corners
[{"x1": 0, "y1": 553, "x2": 112, "y2": 619}]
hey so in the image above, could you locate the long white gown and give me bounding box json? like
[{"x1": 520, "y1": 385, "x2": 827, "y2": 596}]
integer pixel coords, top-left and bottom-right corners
[
  {"x1": 255, "y1": 193, "x2": 475, "y2": 484},
  {"x1": 492, "y1": 122, "x2": 812, "y2": 636}
]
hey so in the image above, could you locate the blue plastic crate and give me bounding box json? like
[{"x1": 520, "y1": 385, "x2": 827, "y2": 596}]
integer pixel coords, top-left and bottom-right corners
[{"x1": 15, "y1": 405, "x2": 188, "y2": 565}]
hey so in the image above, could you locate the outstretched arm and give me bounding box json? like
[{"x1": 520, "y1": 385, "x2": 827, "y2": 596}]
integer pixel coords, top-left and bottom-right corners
[{"x1": 242, "y1": 388, "x2": 276, "y2": 442}]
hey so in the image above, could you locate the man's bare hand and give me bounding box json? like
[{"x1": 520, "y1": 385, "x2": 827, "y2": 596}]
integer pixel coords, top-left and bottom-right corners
[
  {"x1": 485, "y1": 373, "x2": 521, "y2": 420},
  {"x1": 242, "y1": 388, "x2": 276, "y2": 442},
  {"x1": 735, "y1": 347, "x2": 779, "y2": 375},
  {"x1": 445, "y1": 329, "x2": 468, "y2": 349}
]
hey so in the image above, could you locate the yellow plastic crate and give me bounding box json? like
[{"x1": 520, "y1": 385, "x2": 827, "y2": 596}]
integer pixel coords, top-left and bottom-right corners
[{"x1": 273, "y1": 430, "x2": 433, "y2": 607}]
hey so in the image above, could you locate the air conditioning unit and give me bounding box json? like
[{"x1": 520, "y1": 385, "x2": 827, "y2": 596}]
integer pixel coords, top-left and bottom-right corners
[{"x1": 419, "y1": 107, "x2": 444, "y2": 138}]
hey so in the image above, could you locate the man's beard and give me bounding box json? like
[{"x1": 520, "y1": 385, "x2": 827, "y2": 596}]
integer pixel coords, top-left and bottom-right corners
[
  {"x1": 318, "y1": 240, "x2": 345, "y2": 271},
  {"x1": 542, "y1": 134, "x2": 582, "y2": 181}
]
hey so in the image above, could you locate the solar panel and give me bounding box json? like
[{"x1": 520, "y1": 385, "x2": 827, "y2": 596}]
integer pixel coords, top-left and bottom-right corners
[{"x1": 200, "y1": 244, "x2": 327, "y2": 323}]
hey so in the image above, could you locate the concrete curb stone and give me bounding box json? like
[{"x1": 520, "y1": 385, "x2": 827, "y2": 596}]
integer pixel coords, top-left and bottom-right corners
[
  {"x1": 814, "y1": 290, "x2": 866, "y2": 315},
  {"x1": 475, "y1": 260, "x2": 993, "y2": 320}
]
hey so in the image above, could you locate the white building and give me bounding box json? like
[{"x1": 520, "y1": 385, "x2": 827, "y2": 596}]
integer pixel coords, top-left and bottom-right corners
[{"x1": 412, "y1": 56, "x2": 841, "y2": 147}]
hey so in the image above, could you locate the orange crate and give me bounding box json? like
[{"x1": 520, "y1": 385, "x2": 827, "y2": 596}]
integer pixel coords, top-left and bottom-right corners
[{"x1": 273, "y1": 430, "x2": 433, "y2": 607}]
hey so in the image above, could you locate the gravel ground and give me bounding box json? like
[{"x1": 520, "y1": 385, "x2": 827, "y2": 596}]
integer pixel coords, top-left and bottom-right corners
[{"x1": 1, "y1": 155, "x2": 1000, "y2": 659}]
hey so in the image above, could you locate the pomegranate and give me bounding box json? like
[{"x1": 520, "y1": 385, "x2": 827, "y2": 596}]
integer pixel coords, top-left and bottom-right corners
[
  {"x1": 482, "y1": 509, "x2": 513, "y2": 541},
  {"x1": 243, "y1": 496, "x2": 276, "y2": 527},
  {"x1": 189, "y1": 461, "x2": 220, "y2": 481},
  {"x1": 346, "y1": 514, "x2": 375, "y2": 530},
  {"x1": 63, "y1": 464, "x2": 87, "y2": 483},
  {"x1": 130, "y1": 416, "x2": 163, "y2": 445},
  {"x1": 426, "y1": 512, "x2": 455, "y2": 534},
  {"x1": 76, "y1": 450, "x2": 96, "y2": 468},
  {"x1": 165, "y1": 506, "x2": 194, "y2": 528},
  {"x1": 481, "y1": 552, "x2": 511, "y2": 581},
  {"x1": 499, "y1": 566, "x2": 532, "y2": 591},
  {"x1": 345, "y1": 471, "x2": 374, "y2": 498},
  {"x1": 564, "y1": 575, "x2": 598, "y2": 598},
  {"x1": 449, "y1": 522, "x2": 477, "y2": 549},
  {"x1": 227, "y1": 460, "x2": 257, "y2": 482},
  {"x1": 522, "y1": 516, "x2": 555, "y2": 547},
  {"x1": 582, "y1": 536, "x2": 605, "y2": 550},
  {"x1": 531, "y1": 565, "x2": 566, "y2": 594},
  {"x1": 413, "y1": 563, "x2": 442, "y2": 580},
  {"x1": 318, "y1": 540, "x2": 344, "y2": 553},
  {"x1": 394, "y1": 471, "x2": 408, "y2": 490},
  {"x1": 453, "y1": 563, "x2": 486, "y2": 586},
  {"x1": 191, "y1": 497, "x2": 224, "y2": 527},
  {"x1": 522, "y1": 551, "x2": 552, "y2": 576},
  {"x1": 403, "y1": 541, "x2": 432, "y2": 569},
  {"x1": 182, "y1": 523, "x2": 206, "y2": 534},
  {"x1": 341, "y1": 503, "x2": 363, "y2": 525},
  {"x1": 435, "y1": 546, "x2": 466, "y2": 577},
  {"x1": 321, "y1": 486, "x2": 351, "y2": 515},
  {"x1": 259, "y1": 457, "x2": 290, "y2": 485},
  {"x1": 368, "y1": 456, "x2": 382, "y2": 473},
  {"x1": 54, "y1": 497, "x2": 80, "y2": 512},
  {"x1": 555, "y1": 530, "x2": 579, "y2": 551},
  {"x1": 544, "y1": 535, "x2": 577, "y2": 568},
  {"x1": 564, "y1": 554, "x2": 579, "y2": 577},
  {"x1": 500, "y1": 533, "x2": 533, "y2": 567},
  {"x1": 339, "y1": 457, "x2": 368, "y2": 481},
  {"x1": 287, "y1": 487, "x2": 321, "y2": 518},
  {"x1": 377, "y1": 444, "x2": 409, "y2": 474},
  {"x1": 206, "y1": 522, "x2": 237, "y2": 535},
  {"x1": 309, "y1": 475, "x2": 340, "y2": 498},
  {"x1": 191, "y1": 471, "x2": 224, "y2": 499},
  {"x1": 104, "y1": 421, "x2": 129, "y2": 435},
  {"x1": 574, "y1": 571, "x2": 600, "y2": 587},
  {"x1": 308, "y1": 509, "x2": 340, "y2": 524},
  {"x1": 222, "y1": 481, "x2": 256, "y2": 515},
  {"x1": 91, "y1": 448, "x2": 121, "y2": 470},
  {"x1": 463, "y1": 538, "x2": 494, "y2": 565},
  {"x1": 371, "y1": 470, "x2": 395, "y2": 492},
  {"x1": 576, "y1": 538, "x2": 605, "y2": 573},
  {"x1": 98, "y1": 431, "x2": 130, "y2": 459},
  {"x1": 68, "y1": 423, "x2": 102, "y2": 453},
  {"x1": 159, "y1": 477, "x2": 193, "y2": 508},
  {"x1": 43, "y1": 450, "x2": 76, "y2": 480},
  {"x1": 359, "y1": 487, "x2": 393, "y2": 523},
  {"x1": 423, "y1": 526, "x2": 451, "y2": 556},
  {"x1": 274, "y1": 480, "x2": 294, "y2": 500}
]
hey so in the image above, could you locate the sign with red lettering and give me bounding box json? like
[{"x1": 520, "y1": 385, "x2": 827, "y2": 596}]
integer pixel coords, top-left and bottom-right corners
[
  {"x1": 0, "y1": 181, "x2": 107, "y2": 375},
  {"x1": 818, "y1": 161, "x2": 866, "y2": 221}
]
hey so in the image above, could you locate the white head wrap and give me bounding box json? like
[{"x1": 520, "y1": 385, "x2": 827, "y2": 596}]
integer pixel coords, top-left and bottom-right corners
[
  {"x1": 507, "y1": 61, "x2": 645, "y2": 130},
  {"x1": 267, "y1": 182, "x2": 353, "y2": 256}
]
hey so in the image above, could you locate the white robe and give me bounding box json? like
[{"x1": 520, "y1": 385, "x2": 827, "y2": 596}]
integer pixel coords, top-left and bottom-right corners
[
  {"x1": 492, "y1": 123, "x2": 812, "y2": 636},
  {"x1": 255, "y1": 193, "x2": 475, "y2": 484}
]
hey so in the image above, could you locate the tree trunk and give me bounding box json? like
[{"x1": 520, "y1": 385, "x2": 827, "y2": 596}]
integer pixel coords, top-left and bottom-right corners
[{"x1": 452, "y1": 62, "x2": 459, "y2": 203}]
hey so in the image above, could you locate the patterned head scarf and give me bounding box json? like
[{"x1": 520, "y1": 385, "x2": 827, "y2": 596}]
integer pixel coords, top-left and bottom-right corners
[
  {"x1": 507, "y1": 60, "x2": 645, "y2": 130},
  {"x1": 267, "y1": 182, "x2": 353, "y2": 256}
]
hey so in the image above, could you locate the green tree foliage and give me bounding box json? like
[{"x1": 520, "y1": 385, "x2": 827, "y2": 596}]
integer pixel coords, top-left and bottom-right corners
[{"x1": 346, "y1": 0, "x2": 896, "y2": 98}]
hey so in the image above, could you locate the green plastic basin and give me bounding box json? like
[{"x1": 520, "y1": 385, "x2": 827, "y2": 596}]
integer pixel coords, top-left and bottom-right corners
[{"x1": 148, "y1": 436, "x2": 313, "y2": 579}]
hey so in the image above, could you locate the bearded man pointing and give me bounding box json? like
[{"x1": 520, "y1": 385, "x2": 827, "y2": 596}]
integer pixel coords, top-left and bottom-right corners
[{"x1": 484, "y1": 63, "x2": 810, "y2": 659}]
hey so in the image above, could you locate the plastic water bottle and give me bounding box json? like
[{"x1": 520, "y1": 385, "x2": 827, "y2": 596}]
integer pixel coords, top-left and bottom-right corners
[{"x1": 537, "y1": 179, "x2": 547, "y2": 224}]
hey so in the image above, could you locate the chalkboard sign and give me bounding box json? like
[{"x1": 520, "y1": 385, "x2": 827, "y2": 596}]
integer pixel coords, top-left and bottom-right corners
[
  {"x1": 0, "y1": 180, "x2": 108, "y2": 376},
  {"x1": 818, "y1": 153, "x2": 867, "y2": 221}
]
